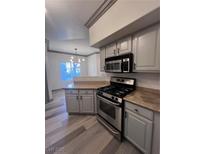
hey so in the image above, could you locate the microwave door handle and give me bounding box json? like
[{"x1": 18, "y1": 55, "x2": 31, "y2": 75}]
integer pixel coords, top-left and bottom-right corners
[
  {"x1": 128, "y1": 59, "x2": 130, "y2": 72},
  {"x1": 121, "y1": 60, "x2": 123, "y2": 72},
  {"x1": 127, "y1": 59, "x2": 130, "y2": 72}
]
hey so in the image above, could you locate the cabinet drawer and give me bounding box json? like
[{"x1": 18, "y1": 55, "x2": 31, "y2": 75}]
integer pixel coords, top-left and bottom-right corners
[
  {"x1": 125, "y1": 101, "x2": 153, "y2": 120},
  {"x1": 65, "y1": 90, "x2": 78, "y2": 94},
  {"x1": 79, "y1": 90, "x2": 93, "y2": 95}
]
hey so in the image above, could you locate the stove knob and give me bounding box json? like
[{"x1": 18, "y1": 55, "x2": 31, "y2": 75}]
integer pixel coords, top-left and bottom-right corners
[
  {"x1": 115, "y1": 98, "x2": 118, "y2": 101},
  {"x1": 111, "y1": 96, "x2": 114, "y2": 100}
]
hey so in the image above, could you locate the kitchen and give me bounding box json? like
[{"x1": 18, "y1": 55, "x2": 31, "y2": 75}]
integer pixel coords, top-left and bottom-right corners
[
  {"x1": 45, "y1": 0, "x2": 160, "y2": 154},
  {"x1": 2, "y1": 0, "x2": 205, "y2": 154}
]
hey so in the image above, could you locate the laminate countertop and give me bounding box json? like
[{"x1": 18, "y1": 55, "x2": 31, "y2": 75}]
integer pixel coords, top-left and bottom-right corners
[
  {"x1": 124, "y1": 87, "x2": 160, "y2": 112},
  {"x1": 64, "y1": 81, "x2": 109, "y2": 90}
]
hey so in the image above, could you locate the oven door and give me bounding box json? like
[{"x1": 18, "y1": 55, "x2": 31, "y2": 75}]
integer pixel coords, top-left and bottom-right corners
[
  {"x1": 105, "y1": 60, "x2": 122, "y2": 72},
  {"x1": 97, "y1": 95, "x2": 122, "y2": 131}
]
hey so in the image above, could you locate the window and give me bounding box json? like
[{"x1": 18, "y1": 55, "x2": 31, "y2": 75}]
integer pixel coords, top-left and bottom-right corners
[{"x1": 60, "y1": 62, "x2": 80, "y2": 80}]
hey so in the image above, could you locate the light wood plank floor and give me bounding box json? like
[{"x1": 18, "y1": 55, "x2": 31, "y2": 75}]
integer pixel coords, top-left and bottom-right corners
[{"x1": 45, "y1": 90, "x2": 142, "y2": 154}]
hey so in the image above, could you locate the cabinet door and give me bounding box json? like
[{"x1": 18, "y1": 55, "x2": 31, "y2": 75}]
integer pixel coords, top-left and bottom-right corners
[
  {"x1": 100, "y1": 48, "x2": 106, "y2": 71},
  {"x1": 156, "y1": 26, "x2": 160, "y2": 70},
  {"x1": 93, "y1": 90, "x2": 97, "y2": 113},
  {"x1": 80, "y1": 95, "x2": 94, "y2": 113},
  {"x1": 152, "y1": 112, "x2": 160, "y2": 154},
  {"x1": 117, "y1": 36, "x2": 132, "y2": 55},
  {"x1": 66, "y1": 95, "x2": 79, "y2": 113},
  {"x1": 124, "y1": 110, "x2": 153, "y2": 154},
  {"x1": 105, "y1": 43, "x2": 117, "y2": 58},
  {"x1": 133, "y1": 25, "x2": 160, "y2": 72}
]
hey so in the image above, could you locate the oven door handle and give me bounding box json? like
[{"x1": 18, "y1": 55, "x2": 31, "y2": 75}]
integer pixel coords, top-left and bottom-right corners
[{"x1": 97, "y1": 95, "x2": 121, "y2": 107}]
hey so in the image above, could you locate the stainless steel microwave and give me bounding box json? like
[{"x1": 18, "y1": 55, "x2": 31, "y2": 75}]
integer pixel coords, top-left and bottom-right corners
[{"x1": 105, "y1": 53, "x2": 133, "y2": 73}]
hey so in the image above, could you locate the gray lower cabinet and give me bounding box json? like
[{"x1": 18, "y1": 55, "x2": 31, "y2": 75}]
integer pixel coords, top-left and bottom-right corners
[
  {"x1": 94, "y1": 90, "x2": 97, "y2": 113},
  {"x1": 66, "y1": 94, "x2": 79, "y2": 113},
  {"x1": 65, "y1": 90, "x2": 95, "y2": 114},
  {"x1": 124, "y1": 102, "x2": 153, "y2": 154},
  {"x1": 151, "y1": 112, "x2": 160, "y2": 154},
  {"x1": 79, "y1": 95, "x2": 94, "y2": 113}
]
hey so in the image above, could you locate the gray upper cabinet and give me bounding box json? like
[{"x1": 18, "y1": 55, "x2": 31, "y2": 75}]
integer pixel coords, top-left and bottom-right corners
[
  {"x1": 105, "y1": 37, "x2": 132, "y2": 58},
  {"x1": 100, "y1": 24, "x2": 160, "y2": 72},
  {"x1": 100, "y1": 47, "x2": 106, "y2": 71},
  {"x1": 133, "y1": 24, "x2": 160, "y2": 72},
  {"x1": 117, "y1": 36, "x2": 132, "y2": 55},
  {"x1": 105, "y1": 43, "x2": 117, "y2": 58}
]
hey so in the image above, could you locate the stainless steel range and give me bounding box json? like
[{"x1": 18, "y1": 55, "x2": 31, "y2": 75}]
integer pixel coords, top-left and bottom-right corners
[{"x1": 97, "y1": 77, "x2": 136, "y2": 141}]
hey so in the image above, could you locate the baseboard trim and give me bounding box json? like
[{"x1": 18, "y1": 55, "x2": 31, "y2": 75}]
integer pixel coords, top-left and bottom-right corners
[{"x1": 46, "y1": 98, "x2": 54, "y2": 104}]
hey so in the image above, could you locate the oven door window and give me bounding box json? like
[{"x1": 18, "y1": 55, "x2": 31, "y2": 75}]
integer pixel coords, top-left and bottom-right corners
[{"x1": 99, "y1": 100, "x2": 115, "y2": 119}]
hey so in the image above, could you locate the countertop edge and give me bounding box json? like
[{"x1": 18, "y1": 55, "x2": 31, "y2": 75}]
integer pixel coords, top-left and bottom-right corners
[
  {"x1": 63, "y1": 81, "x2": 109, "y2": 90},
  {"x1": 63, "y1": 87, "x2": 99, "y2": 90},
  {"x1": 124, "y1": 98, "x2": 160, "y2": 112}
]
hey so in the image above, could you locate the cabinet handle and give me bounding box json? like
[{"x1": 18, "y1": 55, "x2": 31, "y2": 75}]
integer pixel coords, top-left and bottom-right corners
[
  {"x1": 113, "y1": 49, "x2": 116, "y2": 55},
  {"x1": 76, "y1": 96, "x2": 79, "y2": 100},
  {"x1": 117, "y1": 48, "x2": 120, "y2": 54},
  {"x1": 80, "y1": 96, "x2": 82, "y2": 100}
]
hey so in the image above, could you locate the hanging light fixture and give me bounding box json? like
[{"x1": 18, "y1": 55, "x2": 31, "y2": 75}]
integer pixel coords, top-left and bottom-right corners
[
  {"x1": 69, "y1": 48, "x2": 85, "y2": 63},
  {"x1": 75, "y1": 48, "x2": 81, "y2": 63}
]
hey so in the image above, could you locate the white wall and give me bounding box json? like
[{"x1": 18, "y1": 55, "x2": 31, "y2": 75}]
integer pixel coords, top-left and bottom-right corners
[
  {"x1": 87, "y1": 53, "x2": 101, "y2": 76},
  {"x1": 47, "y1": 52, "x2": 88, "y2": 90},
  {"x1": 45, "y1": 41, "x2": 53, "y2": 100}
]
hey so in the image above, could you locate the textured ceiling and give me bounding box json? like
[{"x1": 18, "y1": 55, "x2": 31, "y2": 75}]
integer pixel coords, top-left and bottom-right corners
[{"x1": 45, "y1": 0, "x2": 103, "y2": 55}]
